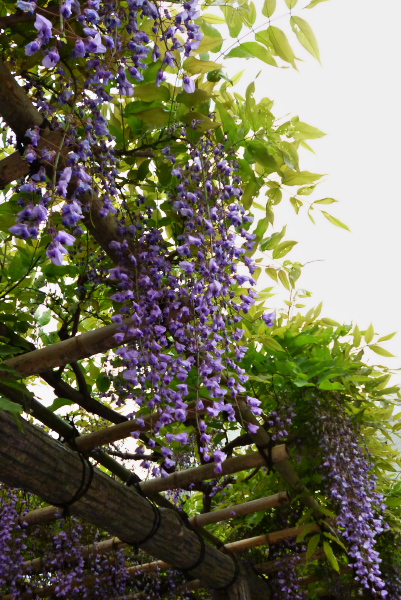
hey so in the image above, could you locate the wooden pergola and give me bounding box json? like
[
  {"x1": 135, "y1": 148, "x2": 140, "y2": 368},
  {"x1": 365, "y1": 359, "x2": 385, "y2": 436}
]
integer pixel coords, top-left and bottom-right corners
[{"x1": 0, "y1": 57, "x2": 336, "y2": 599}]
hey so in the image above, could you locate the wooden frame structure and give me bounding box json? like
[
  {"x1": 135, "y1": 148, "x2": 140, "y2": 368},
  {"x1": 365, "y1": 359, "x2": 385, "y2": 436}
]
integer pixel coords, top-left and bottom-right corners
[{"x1": 0, "y1": 57, "x2": 340, "y2": 599}]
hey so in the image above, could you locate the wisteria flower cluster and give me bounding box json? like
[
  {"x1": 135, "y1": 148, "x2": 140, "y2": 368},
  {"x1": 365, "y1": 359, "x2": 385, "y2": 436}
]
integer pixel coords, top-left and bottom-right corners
[
  {"x1": 10, "y1": 0, "x2": 203, "y2": 264},
  {"x1": 0, "y1": 486, "x2": 28, "y2": 597},
  {"x1": 109, "y1": 135, "x2": 272, "y2": 465},
  {"x1": 314, "y1": 397, "x2": 387, "y2": 597}
]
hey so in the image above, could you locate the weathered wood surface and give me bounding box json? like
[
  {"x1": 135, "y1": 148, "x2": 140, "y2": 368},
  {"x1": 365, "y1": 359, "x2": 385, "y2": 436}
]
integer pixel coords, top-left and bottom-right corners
[
  {"x1": 0, "y1": 410, "x2": 271, "y2": 600},
  {"x1": 0, "y1": 58, "x2": 43, "y2": 137}
]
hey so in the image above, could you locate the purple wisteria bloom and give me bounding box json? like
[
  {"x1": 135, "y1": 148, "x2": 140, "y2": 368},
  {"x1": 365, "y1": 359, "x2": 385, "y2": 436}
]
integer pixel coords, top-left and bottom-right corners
[
  {"x1": 42, "y1": 47, "x2": 60, "y2": 68},
  {"x1": 183, "y1": 75, "x2": 195, "y2": 93},
  {"x1": 262, "y1": 311, "x2": 276, "y2": 326},
  {"x1": 17, "y1": 0, "x2": 36, "y2": 12},
  {"x1": 46, "y1": 240, "x2": 68, "y2": 265},
  {"x1": 55, "y1": 231, "x2": 75, "y2": 246},
  {"x1": 166, "y1": 432, "x2": 189, "y2": 445},
  {"x1": 25, "y1": 40, "x2": 41, "y2": 56},
  {"x1": 62, "y1": 201, "x2": 82, "y2": 226},
  {"x1": 34, "y1": 13, "x2": 53, "y2": 40},
  {"x1": 86, "y1": 33, "x2": 106, "y2": 53}
]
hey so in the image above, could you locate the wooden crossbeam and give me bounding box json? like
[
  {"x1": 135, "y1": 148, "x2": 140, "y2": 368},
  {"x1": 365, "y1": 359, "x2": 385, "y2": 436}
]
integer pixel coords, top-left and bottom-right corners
[{"x1": 0, "y1": 409, "x2": 271, "y2": 599}]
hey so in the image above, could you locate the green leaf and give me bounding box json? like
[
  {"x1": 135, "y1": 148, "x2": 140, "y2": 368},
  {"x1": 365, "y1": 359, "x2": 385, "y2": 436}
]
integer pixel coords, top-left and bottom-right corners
[
  {"x1": 306, "y1": 0, "x2": 330, "y2": 7},
  {"x1": 262, "y1": 0, "x2": 276, "y2": 17},
  {"x1": 297, "y1": 185, "x2": 316, "y2": 196},
  {"x1": 0, "y1": 396, "x2": 23, "y2": 415},
  {"x1": 262, "y1": 337, "x2": 285, "y2": 353},
  {"x1": 202, "y1": 13, "x2": 226, "y2": 24},
  {"x1": 323, "y1": 542, "x2": 339, "y2": 572},
  {"x1": 296, "y1": 522, "x2": 317, "y2": 543},
  {"x1": 221, "y1": 5, "x2": 242, "y2": 37},
  {"x1": 290, "y1": 197, "x2": 303, "y2": 213},
  {"x1": 215, "y1": 101, "x2": 237, "y2": 136},
  {"x1": 267, "y1": 186, "x2": 282, "y2": 205},
  {"x1": 278, "y1": 269, "x2": 291, "y2": 290},
  {"x1": 321, "y1": 211, "x2": 351, "y2": 231},
  {"x1": 0, "y1": 344, "x2": 22, "y2": 356},
  {"x1": 264, "y1": 26, "x2": 297, "y2": 68},
  {"x1": 313, "y1": 198, "x2": 338, "y2": 205},
  {"x1": 365, "y1": 323, "x2": 374, "y2": 344},
  {"x1": 196, "y1": 35, "x2": 224, "y2": 54},
  {"x1": 254, "y1": 216, "x2": 271, "y2": 239},
  {"x1": 96, "y1": 374, "x2": 111, "y2": 393},
  {"x1": 260, "y1": 226, "x2": 287, "y2": 251},
  {"x1": 37, "y1": 309, "x2": 52, "y2": 327},
  {"x1": 134, "y1": 83, "x2": 170, "y2": 102},
  {"x1": 241, "y1": 180, "x2": 261, "y2": 210},
  {"x1": 226, "y1": 42, "x2": 277, "y2": 66},
  {"x1": 265, "y1": 267, "x2": 278, "y2": 282},
  {"x1": 134, "y1": 107, "x2": 171, "y2": 126},
  {"x1": 176, "y1": 88, "x2": 211, "y2": 107},
  {"x1": 353, "y1": 324, "x2": 362, "y2": 347},
  {"x1": 323, "y1": 532, "x2": 346, "y2": 551},
  {"x1": 378, "y1": 332, "x2": 397, "y2": 342},
  {"x1": 290, "y1": 16, "x2": 321, "y2": 62},
  {"x1": 181, "y1": 112, "x2": 221, "y2": 131},
  {"x1": 369, "y1": 345, "x2": 395, "y2": 358},
  {"x1": 306, "y1": 534, "x2": 320, "y2": 559},
  {"x1": 385, "y1": 497, "x2": 401, "y2": 508},
  {"x1": 279, "y1": 141, "x2": 299, "y2": 170},
  {"x1": 247, "y1": 140, "x2": 277, "y2": 170},
  {"x1": 285, "y1": 0, "x2": 298, "y2": 7},
  {"x1": 184, "y1": 56, "x2": 222, "y2": 74},
  {"x1": 48, "y1": 397, "x2": 76, "y2": 412},
  {"x1": 282, "y1": 170, "x2": 324, "y2": 186},
  {"x1": 319, "y1": 381, "x2": 344, "y2": 391},
  {"x1": 292, "y1": 121, "x2": 326, "y2": 140},
  {"x1": 273, "y1": 240, "x2": 298, "y2": 259}
]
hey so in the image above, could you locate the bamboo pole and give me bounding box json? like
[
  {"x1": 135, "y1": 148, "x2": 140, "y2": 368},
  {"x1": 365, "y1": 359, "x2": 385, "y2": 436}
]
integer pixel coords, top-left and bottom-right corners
[
  {"x1": 18, "y1": 520, "x2": 320, "y2": 599},
  {"x1": 170, "y1": 524, "x2": 320, "y2": 591},
  {"x1": 189, "y1": 491, "x2": 289, "y2": 528},
  {"x1": 0, "y1": 318, "x2": 134, "y2": 377},
  {"x1": 0, "y1": 410, "x2": 270, "y2": 600},
  {"x1": 22, "y1": 492, "x2": 290, "y2": 573},
  {"x1": 73, "y1": 399, "x2": 209, "y2": 452},
  {"x1": 224, "y1": 522, "x2": 321, "y2": 554},
  {"x1": 255, "y1": 548, "x2": 326, "y2": 574},
  {"x1": 140, "y1": 445, "x2": 288, "y2": 494}
]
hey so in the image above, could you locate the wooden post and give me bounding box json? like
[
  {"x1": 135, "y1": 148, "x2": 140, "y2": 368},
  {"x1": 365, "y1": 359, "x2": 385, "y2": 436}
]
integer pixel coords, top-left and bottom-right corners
[{"x1": 215, "y1": 577, "x2": 252, "y2": 600}]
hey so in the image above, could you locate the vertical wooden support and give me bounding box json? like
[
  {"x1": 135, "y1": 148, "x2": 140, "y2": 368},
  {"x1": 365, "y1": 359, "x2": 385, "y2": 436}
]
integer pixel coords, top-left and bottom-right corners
[{"x1": 213, "y1": 576, "x2": 252, "y2": 600}]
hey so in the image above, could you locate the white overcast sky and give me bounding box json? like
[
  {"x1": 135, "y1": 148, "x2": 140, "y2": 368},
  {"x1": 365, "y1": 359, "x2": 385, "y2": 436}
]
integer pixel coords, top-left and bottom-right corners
[{"x1": 224, "y1": 0, "x2": 401, "y2": 381}]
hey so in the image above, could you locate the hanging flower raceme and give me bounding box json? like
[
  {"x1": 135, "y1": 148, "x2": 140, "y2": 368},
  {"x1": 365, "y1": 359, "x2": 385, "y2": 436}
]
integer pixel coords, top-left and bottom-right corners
[
  {"x1": 0, "y1": 485, "x2": 29, "y2": 597},
  {"x1": 314, "y1": 397, "x2": 387, "y2": 598},
  {"x1": 9, "y1": 0, "x2": 203, "y2": 265},
  {"x1": 107, "y1": 135, "x2": 264, "y2": 464}
]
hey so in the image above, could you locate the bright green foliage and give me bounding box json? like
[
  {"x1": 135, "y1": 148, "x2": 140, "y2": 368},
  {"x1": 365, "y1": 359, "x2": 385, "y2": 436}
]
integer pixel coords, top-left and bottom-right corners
[{"x1": 1, "y1": 0, "x2": 401, "y2": 596}]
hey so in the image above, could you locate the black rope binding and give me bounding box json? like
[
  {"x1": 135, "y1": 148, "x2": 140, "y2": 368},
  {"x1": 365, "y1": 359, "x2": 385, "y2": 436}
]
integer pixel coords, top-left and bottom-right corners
[
  {"x1": 55, "y1": 432, "x2": 94, "y2": 516},
  {"x1": 180, "y1": 528, "x2": 206, "y2": 573},
  {"x1": 257, "y1": 435, "x2": 275, "y2": 474},
  {"x1": 213, "y1": 545, "x2": 241, "y2": 591},
  {"x1": 125, "y1": 474, "x2": 162, "y2": 551}
]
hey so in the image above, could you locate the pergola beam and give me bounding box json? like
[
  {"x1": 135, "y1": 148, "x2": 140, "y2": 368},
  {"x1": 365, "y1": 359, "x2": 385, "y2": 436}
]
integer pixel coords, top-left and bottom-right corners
[
  {"x1": 22, "y1": 492, "x2": 290, "y2": 573},
  {"x1": 0, "y1": 409, "x2": 271, "y2": 599}
]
